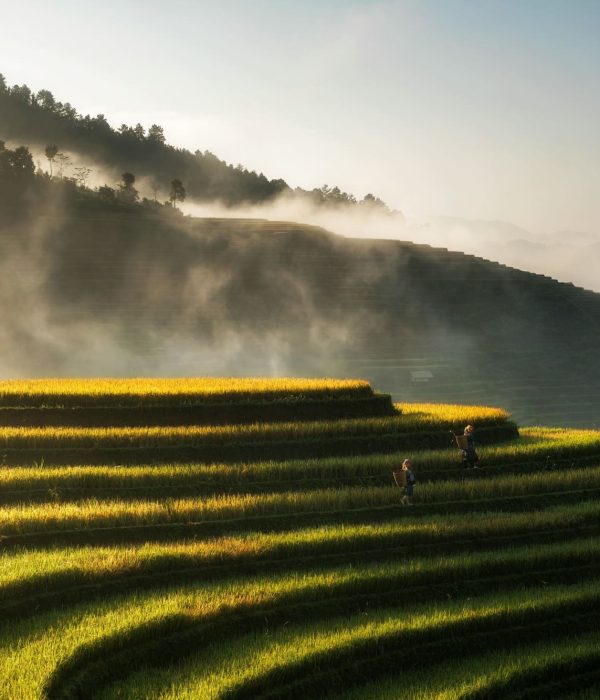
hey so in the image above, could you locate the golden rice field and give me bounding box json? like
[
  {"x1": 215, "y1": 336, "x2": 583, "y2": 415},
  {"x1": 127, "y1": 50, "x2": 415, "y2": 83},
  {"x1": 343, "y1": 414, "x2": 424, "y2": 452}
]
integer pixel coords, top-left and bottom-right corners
[
  {"x1": 398, "y1": 401, "x2": 509, "y2": 423},
  {"x1": 1, "y1": 378, "x2": 599, "y2": 699},
  {"x1": 0, "y1": 377, "x2": 373, "y2": 406},
  {"x1": 0, "y1": 409, "x2": 511, "y2": 448}
]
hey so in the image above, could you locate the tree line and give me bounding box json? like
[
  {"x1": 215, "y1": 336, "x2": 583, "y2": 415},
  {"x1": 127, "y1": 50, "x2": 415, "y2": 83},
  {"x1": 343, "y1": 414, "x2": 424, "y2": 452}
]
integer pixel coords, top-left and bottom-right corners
[
  {"x1": 0, "y1": 139, "x2": 186, "y2": 220},
  {"x1": 0, "y1": 73, "x2": 398, "y2": 215}
]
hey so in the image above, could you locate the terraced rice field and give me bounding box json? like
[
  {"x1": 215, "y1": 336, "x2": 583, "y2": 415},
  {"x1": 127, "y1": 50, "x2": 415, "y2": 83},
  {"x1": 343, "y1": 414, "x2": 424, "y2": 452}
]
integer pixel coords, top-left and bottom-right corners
[{"x1": 1, "y1": 378, "x2": 599, "y2": 699}]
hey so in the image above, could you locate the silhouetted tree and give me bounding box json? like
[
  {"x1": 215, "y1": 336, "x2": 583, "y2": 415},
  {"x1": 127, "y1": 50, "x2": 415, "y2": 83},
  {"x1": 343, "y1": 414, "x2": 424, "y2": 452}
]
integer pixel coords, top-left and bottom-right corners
[
  {"x1": 360, "y1": 193, "x2": 389, "y2": 212},
  {"x1": 312, "y1": 184, "x2": 356, "y2": 207},
  {"x1": 119, "y1": 172, "x2": 139, "y2": 203},
  {"x1": 147, "y1": 124, "x2": 165, "y2": 145},
  {"x1": 10, "y1": 84, "x2": 32, "y2": 103},
  {"x1": 74, "y1": 166, "x2": 92, "y2": 187},
  {"x1": 91, "y1": 114, "x2": 111, "y2": 131},
  {"x1": 7, "y1": 146, "x2": 35, "y2": 176},
  {"x1": 59, "y1": 102, "x2": 77, "y2": 120},
  {"x1": 36, "y1": 90, "x2": 56, "y2": 111},
  {"x1": 0, "y1": 77, "x2": 395, "y2": 210},
  {"x1": 271, "y1": 178, "x2": 288, "y2": 194},
  {"x1": 98, "y1": 185, "x2": 116, "y2": 202},
  {"x1": 55, "y1": 153, "x2": 71, "y2": 178},
  {"x1": 169, "y1": 179, "x2": 186, "y2": 208},
  {"x1": 45, "y1": 144, "x2": 58, "y2": 177}
]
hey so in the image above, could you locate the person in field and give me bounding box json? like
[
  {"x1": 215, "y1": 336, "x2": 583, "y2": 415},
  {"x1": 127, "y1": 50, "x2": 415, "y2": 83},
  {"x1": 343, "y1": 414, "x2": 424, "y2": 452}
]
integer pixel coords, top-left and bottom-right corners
[
  {"x1": 393, "y1": 458, "x2": 415, "y2": 505},
  {"x1": 462, "y1": 424, "x2": 479, "y2": 469}
]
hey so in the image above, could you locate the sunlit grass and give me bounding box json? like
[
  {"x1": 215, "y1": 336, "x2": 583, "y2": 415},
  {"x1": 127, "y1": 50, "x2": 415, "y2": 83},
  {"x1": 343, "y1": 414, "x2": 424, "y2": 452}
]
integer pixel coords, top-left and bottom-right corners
[
  {"x1": 0, "y1": 406, "x2": 514, "y2": 449},
  {"x1": 0, "y1": 377, "x2": 373, "y2": 407},
  {"x1": 0, "y1": 427, "x2": 597, "y2": 500},
  {"x1": 2, "y1": 504, "x2": 600, "y2": 594},
  {"x1": 398, "y1": 402, "x2": 509, "y2": 424},
  {"x1": 2, "y1": 564, "x2": 600, "y2": 699},
  {"x1": 0, "y1": 382, "x2": 597, "y2": 698},
  {"x1": 335, "y1": 631, "x2": 600, "y2": 699},
  {"x1": 91, "y1": 580, "x2": 600, "y2": 700},
  {"x1": 4, "y1": 464, "x2": 600, "y2": 537}
]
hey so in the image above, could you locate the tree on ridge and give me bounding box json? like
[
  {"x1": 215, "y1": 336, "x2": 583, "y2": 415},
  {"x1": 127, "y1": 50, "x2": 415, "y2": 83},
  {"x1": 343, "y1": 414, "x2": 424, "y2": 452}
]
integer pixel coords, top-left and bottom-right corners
[
  {"x1": 45, "y1": 144, "x2": 58, "y2": 177},
  {"x1": 169, "y1": 178, "x2": 186, "y2": 209},
  {"x1": 119, "y1": 172, "x2": 139, "y2": 203}
]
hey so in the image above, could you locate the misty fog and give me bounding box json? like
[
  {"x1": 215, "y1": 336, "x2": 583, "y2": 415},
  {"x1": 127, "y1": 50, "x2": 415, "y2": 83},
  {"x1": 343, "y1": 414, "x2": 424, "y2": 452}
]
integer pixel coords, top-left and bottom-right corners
[
  {"x1": 1, "y1": 168, "x2": 599, "y2": 430},
  {"x1": 182, "y1": 195, "x2": 600, "y2": 294},
  {"x1": 12, "y1": 137, "x2": 600, "y2": 297},
  {"x1": 2, "y1": 122, "x2": 599, "y2": 430}
]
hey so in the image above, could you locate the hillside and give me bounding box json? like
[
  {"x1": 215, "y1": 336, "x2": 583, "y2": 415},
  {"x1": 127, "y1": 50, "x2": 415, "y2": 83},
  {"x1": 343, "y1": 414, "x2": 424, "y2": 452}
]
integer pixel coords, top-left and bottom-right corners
[
  {"x1": 2, "y1": 378, "x2": 600, "y2": 698},
  {"x1": 0, "y1": 75, "x2": 390, "y2": 211},
  {"x1": 404, "y1": 217, "x2": 600, "y2": 295},
  {"x1": 1, "y1": 146, "x2": 599, "y2": 427},
  {"x1": 0, "y1": 171, "x2": 598, "y2": 427},
  {"x1": 0, "y1": 76, "x2": 287, "y2": 205}
]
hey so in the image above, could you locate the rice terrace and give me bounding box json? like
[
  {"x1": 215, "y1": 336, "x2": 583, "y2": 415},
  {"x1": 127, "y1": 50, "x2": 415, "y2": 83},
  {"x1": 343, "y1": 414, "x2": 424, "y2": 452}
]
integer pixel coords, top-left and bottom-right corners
[
  {"x1": 2, "y1": 2, "x2": 600, "y2": 697},
  {"x1": 0, "y1": 377, "x2": 598, "y2": 699}
]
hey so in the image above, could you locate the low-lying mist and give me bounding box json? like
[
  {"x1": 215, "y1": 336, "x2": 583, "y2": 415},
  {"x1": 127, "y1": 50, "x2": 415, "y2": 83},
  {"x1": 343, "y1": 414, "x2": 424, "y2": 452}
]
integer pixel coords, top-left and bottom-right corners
[
  {"x1": 22, "y1": 137, "x2": 599, "y2": 295},
  {"x1": 1, "y1": 174, "x2": 599, "y2": 427},
  {"x1": 183, "y1": 193, "x2": 600, "y2": 294}
]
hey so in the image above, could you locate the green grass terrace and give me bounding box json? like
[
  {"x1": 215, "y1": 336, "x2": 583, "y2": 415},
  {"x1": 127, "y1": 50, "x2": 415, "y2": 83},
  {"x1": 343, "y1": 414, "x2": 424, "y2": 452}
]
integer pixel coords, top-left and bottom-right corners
[{"x1": 0, "y1": 378, "x2": 598, "y2": 699}]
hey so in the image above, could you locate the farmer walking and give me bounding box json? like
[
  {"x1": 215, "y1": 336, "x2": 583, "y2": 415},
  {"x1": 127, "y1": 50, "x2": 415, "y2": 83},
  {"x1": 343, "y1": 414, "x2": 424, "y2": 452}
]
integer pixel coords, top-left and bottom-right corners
[
  {"x1": 462, "y1": 424, "x2": 479, "y2": 469},
  {"x1": 393, "y1": 458, "x2": 415, "y2": 505}
]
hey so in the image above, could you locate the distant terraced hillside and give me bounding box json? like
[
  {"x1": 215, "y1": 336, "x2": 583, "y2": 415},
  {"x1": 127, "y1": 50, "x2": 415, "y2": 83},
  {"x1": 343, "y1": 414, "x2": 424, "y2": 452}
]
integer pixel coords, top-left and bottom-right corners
[
  {"x1": 2, "y1": 199, "x2": 598, "y2": 427},
  {"x1": 3, "y1": 377, "x2": 600, "y2": 699}
]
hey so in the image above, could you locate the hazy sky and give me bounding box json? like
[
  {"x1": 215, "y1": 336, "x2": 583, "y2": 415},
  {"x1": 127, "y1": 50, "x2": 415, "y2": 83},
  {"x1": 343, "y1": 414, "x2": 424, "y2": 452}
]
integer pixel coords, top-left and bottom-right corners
[{"x1": 2, "y1": 0, "x2": 599, "y2": 233}]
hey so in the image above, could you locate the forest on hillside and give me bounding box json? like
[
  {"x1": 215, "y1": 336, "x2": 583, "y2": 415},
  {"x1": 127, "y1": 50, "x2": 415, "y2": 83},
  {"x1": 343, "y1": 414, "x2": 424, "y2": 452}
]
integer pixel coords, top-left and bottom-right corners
[{"x1": 0, "y1": 73, "x2": 394, "y2": 213}]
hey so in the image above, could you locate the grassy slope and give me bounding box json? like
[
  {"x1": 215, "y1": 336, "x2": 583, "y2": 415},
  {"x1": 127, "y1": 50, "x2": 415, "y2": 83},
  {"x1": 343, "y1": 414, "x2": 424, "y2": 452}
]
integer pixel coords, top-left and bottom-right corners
[
  {"x1": 99, "y1": 605, "x2": 600, "y2": 700},
  {"x1": 0, "y1": 386, "x2": 599, "y2": 698},
  {"x1": 0, "y1": 378, "x2": 373, "y2": 406}
]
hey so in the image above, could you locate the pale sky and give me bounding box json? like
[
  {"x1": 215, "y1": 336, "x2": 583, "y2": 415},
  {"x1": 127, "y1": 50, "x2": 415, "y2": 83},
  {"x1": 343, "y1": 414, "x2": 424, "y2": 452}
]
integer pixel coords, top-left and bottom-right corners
[{"x1": 2, "y1": 0, "x2": 599, "y2": 233}]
